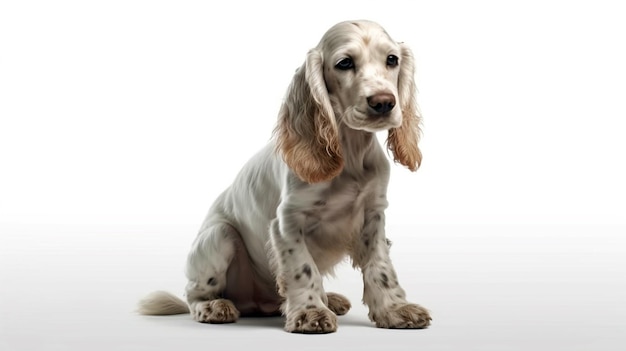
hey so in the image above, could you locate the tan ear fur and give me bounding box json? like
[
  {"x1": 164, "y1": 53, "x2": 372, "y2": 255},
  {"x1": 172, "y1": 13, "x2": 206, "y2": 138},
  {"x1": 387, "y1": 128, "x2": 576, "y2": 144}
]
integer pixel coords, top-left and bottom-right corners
[
  {"x1": 387, "y1": 43, "x2": 423, "y2": 171},
  {"x1": 274, "y1": 49, "x2": 343, "y2": 183}
]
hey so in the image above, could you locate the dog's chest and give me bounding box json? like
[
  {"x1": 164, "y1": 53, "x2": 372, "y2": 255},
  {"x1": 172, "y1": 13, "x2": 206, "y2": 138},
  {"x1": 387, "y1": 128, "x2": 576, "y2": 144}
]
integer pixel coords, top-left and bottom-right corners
[
  {"x1": 301, "y1": 175, "x2": 378, "y2": 246},
  {"x1": 297, "y1": 176, "x2": 379, "y2": 273}
]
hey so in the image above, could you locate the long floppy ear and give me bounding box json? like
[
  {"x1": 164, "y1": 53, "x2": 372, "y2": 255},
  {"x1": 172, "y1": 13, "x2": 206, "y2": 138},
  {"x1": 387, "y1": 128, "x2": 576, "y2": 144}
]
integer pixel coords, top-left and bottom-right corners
[
  {"x1": 274, "y1": 49, "x2": 343, "y2": 183},
  {"x1": 387, "y1": 43, "x2": 423, "y2": 171}
]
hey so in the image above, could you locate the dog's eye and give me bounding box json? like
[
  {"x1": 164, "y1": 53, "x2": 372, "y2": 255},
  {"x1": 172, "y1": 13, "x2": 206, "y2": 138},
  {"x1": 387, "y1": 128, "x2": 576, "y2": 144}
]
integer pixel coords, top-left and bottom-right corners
[
  {"x1": 335, "y1": 58, "x2": 354, "y2": 70},
  {"x1": 386, "y1": 55, "x2": 399, "y2": 67}
]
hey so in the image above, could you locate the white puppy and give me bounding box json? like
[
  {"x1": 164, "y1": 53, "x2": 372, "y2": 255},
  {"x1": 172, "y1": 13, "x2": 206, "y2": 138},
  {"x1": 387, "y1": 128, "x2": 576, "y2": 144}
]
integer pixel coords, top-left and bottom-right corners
[{"x1": 139, "y1": 19, "x2": 431, "y2": 333}]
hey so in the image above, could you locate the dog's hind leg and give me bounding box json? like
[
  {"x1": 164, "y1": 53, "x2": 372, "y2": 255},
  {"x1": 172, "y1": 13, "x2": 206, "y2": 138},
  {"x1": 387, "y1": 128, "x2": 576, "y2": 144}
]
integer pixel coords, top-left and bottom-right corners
[{"x1": 185, "y1": 221, "x2": 241, "y2": 323}]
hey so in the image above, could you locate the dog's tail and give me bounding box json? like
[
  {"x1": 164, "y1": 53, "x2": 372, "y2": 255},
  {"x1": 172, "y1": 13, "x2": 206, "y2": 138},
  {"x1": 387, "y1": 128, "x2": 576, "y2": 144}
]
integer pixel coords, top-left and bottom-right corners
[{"x1": 137, "y1": 291, "x2": 190, "y2": 315}]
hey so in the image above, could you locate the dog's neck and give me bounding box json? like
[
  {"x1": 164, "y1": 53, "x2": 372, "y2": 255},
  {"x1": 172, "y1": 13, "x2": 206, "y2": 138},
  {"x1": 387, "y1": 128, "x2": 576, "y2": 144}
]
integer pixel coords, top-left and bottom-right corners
[{"x1": 338, "y1": 126, "x2": 379, "y2": 176}]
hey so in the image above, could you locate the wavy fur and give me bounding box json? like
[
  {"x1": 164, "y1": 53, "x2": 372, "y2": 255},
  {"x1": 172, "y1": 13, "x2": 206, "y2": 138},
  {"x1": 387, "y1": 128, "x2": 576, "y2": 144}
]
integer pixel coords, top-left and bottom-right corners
[{"x1": 139, "y1": 20, "x2": 430, "y2": 334}]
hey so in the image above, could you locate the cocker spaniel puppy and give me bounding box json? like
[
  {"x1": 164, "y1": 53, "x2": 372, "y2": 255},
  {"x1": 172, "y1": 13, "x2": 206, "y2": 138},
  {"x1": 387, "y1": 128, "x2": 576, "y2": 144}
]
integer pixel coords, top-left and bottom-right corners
[{"x1": 139, "y1": 19, "x2": 431, "y2": 333}]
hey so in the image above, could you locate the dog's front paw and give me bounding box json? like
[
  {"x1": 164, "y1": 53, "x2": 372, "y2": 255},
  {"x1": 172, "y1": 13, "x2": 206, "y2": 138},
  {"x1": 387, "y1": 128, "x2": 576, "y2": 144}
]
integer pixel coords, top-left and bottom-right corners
[
  {"x1": 285, "y1": 307, "x2": 337, "y2": 333},
  {"x1": 193, "y1": 299, "x2": 240, "y2": 324},
  {"x1": 326, "y1": 292, "x2": 351, "y2": 316},
  {"x1": 371, "y1": 303, "x2": 431, "y2": 329}
]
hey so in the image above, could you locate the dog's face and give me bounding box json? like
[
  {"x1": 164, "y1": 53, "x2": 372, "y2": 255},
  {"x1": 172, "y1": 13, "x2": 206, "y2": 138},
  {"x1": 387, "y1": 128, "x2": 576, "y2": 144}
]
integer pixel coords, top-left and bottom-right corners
[
  {"x1": 276, "y1": 20, "x2": 421, "y2": 183},
  {"x1": 320, "y1": 21, "x2": 404, "y2": 132}
]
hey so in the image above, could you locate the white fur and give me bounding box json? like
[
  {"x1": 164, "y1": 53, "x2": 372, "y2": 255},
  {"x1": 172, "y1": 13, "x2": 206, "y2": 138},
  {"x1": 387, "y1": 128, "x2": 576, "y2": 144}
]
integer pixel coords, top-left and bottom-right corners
[{"x1": 138, "y1": 20, "x2": 431, "y2": 333}]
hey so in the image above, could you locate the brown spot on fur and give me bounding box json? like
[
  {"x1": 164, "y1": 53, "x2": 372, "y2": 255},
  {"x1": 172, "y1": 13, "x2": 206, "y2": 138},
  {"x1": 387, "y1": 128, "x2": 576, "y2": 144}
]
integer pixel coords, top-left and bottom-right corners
[
  {"x1": 302, "y1": 264, "x2": 312, "y2": 279},
  {"x1": 381, "y1": 273, "x2": 389, "y2": 288}
]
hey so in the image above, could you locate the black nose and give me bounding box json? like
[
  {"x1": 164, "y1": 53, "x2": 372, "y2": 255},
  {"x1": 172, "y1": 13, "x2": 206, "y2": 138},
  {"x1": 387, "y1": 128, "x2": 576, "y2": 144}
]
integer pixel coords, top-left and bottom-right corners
[{"x1": 367, "y1": 93, "x2": 396, "y2": 114}]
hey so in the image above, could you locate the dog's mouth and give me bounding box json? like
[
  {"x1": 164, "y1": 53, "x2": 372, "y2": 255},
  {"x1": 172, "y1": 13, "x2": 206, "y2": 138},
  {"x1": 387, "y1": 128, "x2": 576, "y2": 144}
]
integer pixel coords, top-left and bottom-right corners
[
  {"x1": 366, "y1": 111, "x2": 393, "y2": 120},
  {"x1": 345, "y1": 108, "x2": 401, "y2": 132}
]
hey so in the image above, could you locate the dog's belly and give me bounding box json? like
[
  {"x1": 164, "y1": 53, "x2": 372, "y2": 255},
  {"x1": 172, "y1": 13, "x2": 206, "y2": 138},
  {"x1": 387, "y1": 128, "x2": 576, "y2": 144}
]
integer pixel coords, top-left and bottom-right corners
[{"x1": 223, "y1": 234, "x2": 282, "y2": 316}]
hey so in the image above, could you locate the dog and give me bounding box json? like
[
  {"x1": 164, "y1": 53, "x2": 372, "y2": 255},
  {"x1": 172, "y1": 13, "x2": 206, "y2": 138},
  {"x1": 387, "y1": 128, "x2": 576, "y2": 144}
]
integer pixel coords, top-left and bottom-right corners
[{"x1": 138, "y1": 19, "x2": 431, "y2": 333}]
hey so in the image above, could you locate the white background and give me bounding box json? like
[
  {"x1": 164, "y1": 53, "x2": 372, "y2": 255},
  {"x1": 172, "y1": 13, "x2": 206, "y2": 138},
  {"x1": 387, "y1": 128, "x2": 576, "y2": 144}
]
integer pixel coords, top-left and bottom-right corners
[{"x1": 1, "y1": 1, "x2": 625, "y2": 350}]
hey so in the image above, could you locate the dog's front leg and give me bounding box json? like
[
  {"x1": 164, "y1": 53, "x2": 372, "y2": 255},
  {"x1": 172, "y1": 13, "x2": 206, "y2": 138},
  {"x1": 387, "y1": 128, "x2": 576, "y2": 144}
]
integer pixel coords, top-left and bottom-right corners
[
  {"x1": 269, "y1": 215, "x2": 337, "y2": 334},
  {"x1": 353, "y1": 208, "x2": 432, "y2": 329}
]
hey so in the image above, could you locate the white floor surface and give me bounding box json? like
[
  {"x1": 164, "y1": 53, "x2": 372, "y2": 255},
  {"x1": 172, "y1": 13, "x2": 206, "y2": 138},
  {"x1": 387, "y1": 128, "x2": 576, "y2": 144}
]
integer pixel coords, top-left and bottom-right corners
[{"x1": 1, "y1": 222, "x2": 623, "y2": 351}]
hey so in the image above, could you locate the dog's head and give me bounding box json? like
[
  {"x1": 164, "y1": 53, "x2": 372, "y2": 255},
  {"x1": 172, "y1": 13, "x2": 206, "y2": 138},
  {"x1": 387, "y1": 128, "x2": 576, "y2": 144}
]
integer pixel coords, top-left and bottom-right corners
[{"x1": 276, "y1": 20, "x2": 422, "y2": 183}]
